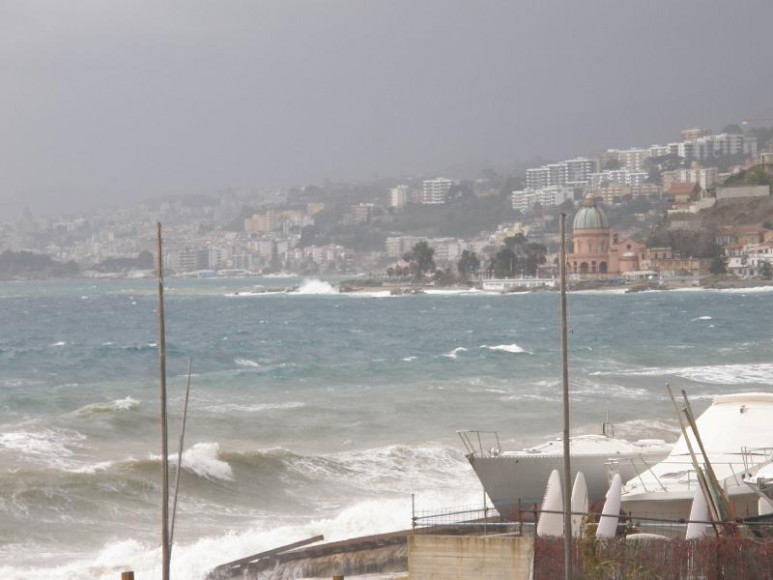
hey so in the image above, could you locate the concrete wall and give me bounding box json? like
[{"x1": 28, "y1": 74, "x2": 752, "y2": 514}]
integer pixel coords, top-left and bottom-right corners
[{"x1": 408, "y1": 535, "x2": 533, "y2": 579}]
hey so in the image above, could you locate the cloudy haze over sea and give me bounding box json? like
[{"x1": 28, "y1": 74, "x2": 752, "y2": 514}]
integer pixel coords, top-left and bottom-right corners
[{"x1": 2, "y1": 0, "x2": 773, "y2": 217}]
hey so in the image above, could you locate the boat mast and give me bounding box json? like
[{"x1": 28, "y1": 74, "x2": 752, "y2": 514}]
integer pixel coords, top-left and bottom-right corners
[
  {"x1": 559, "y1": 213, "x2": 572, "y2": 579},
  {"x1": 157, "y1": 222, "x2": 171, "y2": 580}
]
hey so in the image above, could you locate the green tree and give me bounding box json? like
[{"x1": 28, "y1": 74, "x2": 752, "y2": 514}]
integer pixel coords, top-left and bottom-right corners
[
  {"x1": 524, "y1": 243, "x2": 547, "y2": 276},
  {"x1": 490, "y1": 248, "x2": 518, "y2": 278},
  {"x1": 759, "y1": 260, "x2": 773, "y2": 280},
  {"x1": 709, "y1": 255, "x2": 727, "y2": 275},
  {"x1": 403, "y1": 241, "x2": 436, "y2": 280},
  {"x1": 457, "y1": 250, "x2": 480, "y2": 281}
]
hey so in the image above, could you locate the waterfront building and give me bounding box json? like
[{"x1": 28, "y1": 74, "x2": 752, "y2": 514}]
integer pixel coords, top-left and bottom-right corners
[{"x1": 569, "y1": 195, "x2": 643, "y2": 277}]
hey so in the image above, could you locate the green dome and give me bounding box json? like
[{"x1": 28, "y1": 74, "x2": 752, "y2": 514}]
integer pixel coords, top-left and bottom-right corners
[{"x1": 573, "y1": 195, "x2": 608, "y2": 230}]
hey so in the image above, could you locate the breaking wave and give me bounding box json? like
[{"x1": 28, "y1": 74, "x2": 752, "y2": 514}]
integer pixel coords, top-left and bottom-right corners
[
  {"x1": 481, "y1": 343, "x2": 530, "y2": 354},
  {"x1": 295, "y1": 279, "x2": 338, "y2": 295}
]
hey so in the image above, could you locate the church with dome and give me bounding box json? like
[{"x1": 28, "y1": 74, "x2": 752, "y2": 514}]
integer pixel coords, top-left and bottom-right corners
[{"x1": 570, "y1": 195, "x2": 643, "y2": 277}]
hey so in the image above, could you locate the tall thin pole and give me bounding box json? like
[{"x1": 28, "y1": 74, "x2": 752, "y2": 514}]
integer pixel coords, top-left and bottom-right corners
[
  {"x1": 559, "y1": 213, "x2": 573, "y2": 579},
  {"x1": 157, "y1": 222, "x2": 171, "y2": 580}
]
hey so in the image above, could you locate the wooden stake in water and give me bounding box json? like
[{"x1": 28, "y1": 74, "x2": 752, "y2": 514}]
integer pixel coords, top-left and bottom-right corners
[{"x1": 157, "y1": 223, "x2": 170, "y2": 580}]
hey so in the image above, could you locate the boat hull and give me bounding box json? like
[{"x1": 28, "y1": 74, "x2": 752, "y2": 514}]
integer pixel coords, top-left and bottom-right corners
[{"x1": 469, "y1": 452, "x2": 662, "y2": 519}]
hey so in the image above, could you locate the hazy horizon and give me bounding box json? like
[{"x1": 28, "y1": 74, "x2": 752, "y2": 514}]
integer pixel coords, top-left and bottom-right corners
[{"x1": 2, "y1": 0, "x2": 773, "y2": 219}]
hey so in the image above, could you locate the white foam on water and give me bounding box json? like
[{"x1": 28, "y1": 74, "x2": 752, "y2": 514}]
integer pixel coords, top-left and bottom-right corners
[
  {"x1": 401, "y1": 356, "x2": 417, "y2": 362},
  {"x1": 481, "y1": 343, "x2": 530, "y2": 354},
  {"x1": 348, "y1": 290, "x2": 393, "y2": 298},
  {"x1": 207, "y1": 401, "x2": 305, "y2": 413},
  {"x1": 180, "y1": 442, "x2": 234, "y2": 482},
  {"x1": 0, "y1": 446, "x2": 478, "y2": 580},
  {"x1": 234, "y1": 357, "x2": 260, "y2": 368},
  {"x1": 442, "y1": 347, "x2": 467, "y2": 359},
  {"x1": 295, "y1": 279, "x2": 339, "y2": 295},
  {"x1": 76, "y1": 396, "x2": 139, "y2": 415},
  {"x1": 0, "y1": 429, "x2": 86, "y2": 468},
  {"x1": 50, "y1": 341, "x2": 67, "y2": 347},
  {"x1": 604, "y1": 362, "x2": 773, "y2": 385},
  {"x1": 692, "y1": 316, "x2": 712, "y2": 321}
]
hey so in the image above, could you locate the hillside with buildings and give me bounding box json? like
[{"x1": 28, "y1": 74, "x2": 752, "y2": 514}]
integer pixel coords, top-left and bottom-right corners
[{"x1": 1, "y1": 123, "x2": 773, "y2": 284}]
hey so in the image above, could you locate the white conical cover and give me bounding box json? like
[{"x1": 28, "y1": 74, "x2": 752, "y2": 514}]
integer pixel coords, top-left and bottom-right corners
[
  {"x1": 759, "y1": 496, "x2": 773, "y2": 517},
  {"x1": 596, "y1": 474, "x2": 622, "y2": 539},
  {"x1": 685, "y1": 488, "x2": 709, "y2": 540},
  {"x1": 570, "y1": 471, "x2": 588, "y2": 538},
  {"x1": 537, "y1": 469, "x2": 564, "y2": 537}
]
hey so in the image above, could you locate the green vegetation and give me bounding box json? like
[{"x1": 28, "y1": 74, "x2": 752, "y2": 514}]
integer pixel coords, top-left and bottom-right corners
[
  {"x1": 93, "y1": 251, "x2": 154, "y2": 273},
  {"x1": 723, "y1": 164, "x2": 773, "y2": 188},
  {"x1": 486, "y1": 234, "x2": 547, "y2": 278},
  {"x1": 402, "y1": 241, "x2": 436, "y2": 280},
  {"x1": 456, "y1": 250, "x2": 480, "y2": 281},
  {"x1": 0, "y1": 250, "x2": 79, "y2": 280}
]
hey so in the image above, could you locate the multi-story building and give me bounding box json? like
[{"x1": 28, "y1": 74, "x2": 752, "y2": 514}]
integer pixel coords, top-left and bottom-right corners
[
  {"x1": 681, "y1": 128, "x2": 713, "y2": 141},
  {"x1": 662, "y1": 165, "x2": 719, "y2": 191},
  {"x1": 390, "y1": 185, "x2": 410, "y2": 209},
  {"x1": 588, "y1": 169, "x2": 648, "y2": 189},
  {"x1": 420, "y1": 178, "x2": 458, "y2": 205},
  {"x1": 385, "y1": 236, "x2": 425, "y2": 259},
  {"x1": 526, "y1": 157, "x2": 598, "y2": 189},
  {"x1": 679, "y1": 133, "x2": 758, "y2": 162},
  {"x1": 511, "y1": 186, "x2": 574, "y2": 212}
]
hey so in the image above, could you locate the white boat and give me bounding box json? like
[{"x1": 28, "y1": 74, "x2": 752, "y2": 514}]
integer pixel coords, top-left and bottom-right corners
[
  {"x1": 614, "y1": 392, "x2": 773, "y2": 520},
  {"x1": 458, "y1": 428, "x2": 671, "y2": 518}
]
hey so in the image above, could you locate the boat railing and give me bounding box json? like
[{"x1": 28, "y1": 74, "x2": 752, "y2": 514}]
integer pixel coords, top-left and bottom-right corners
[
  {"x1": 607, "y1": 447, "x2": 773, "y2": 494},
  {"x1": 457, "y1": 430, "x2": 502, "y2": 458}
]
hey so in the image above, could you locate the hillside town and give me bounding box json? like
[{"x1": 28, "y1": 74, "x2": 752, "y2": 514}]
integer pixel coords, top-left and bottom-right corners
[{"x1": 2, "y1": 124, "x2": 773, "y2": 287}]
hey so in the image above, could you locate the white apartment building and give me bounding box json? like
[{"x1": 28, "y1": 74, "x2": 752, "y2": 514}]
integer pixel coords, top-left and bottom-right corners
[
  {"x1": 604, "y1": 148, "x2": 651, "y2": 172},
  {"x1": 663, "y1": 166, "x2": 719, "y2": 190},
  {"x1": 385, "y1": 235, "x2": 425, "y2": 259},
  {"x1": 680, "y1": 133, "x2": 757, "y2": 161},
  {"x1": 512, "y1": 185, "x2": 574, "y2": 212},
  {"x1": 526, "y1": 157, "x2": 597, "y2": 189},
  {"x1": 588, "y1": 169, "x2": 648, "y2": 189},
  {"x1": 420, "y1": 178, "x2": 458, "y2": 204},
  {"x1": 390, "y1": 185, "x2": 410, "y2": 209}
]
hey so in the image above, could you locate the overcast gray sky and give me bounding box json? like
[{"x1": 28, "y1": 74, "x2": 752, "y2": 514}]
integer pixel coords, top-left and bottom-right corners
[{"x1": 2, "y1": 0, "x2": 773, "y2": 218}]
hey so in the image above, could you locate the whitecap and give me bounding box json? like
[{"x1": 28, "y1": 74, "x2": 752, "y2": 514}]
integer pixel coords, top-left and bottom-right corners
[
  {"x1": 180, "y1": 442, "x2": 233, "y2": 481},
  {"x1": 294, "y1": 279, "x2": 338, "y2": 295},
  {"x1": 76, "y1": 396, "x2": 139, "y2": 415},
  {"x1": 207, "y1": 402, "x2": 305, "y2": 413},
  {"x1": 234, "y1": 357, "x2": 260, "y2": 368},
  {"x1": 50, "y1": 341, "x2": 66, "y2": 347},
  {"x1": 603, "y1": 362, "x2": 773, "y2": 385},
  {"x1": 402, "y1": 356, "x2": 417, "y2": 362},
  {"x1": 481, "y1": 343, "x2": 531, "y2": 354},
  {"x1": 442, "y1": 347, "x2": 467, "y2": 359},
  {"x1": 0, "y1": 428, "x2": 86, "y2": 468},
  {"x1": 691, "y1": 316, "x2": 712, "y2": 321}
]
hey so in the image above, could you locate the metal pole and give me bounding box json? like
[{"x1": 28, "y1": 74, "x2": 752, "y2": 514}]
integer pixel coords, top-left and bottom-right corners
[
  {"x1": 157, "y1": 223, "x2": 170, "y2": 580},
  {"x1": 560, "y1": 213, "x2": 573, "y2": 579}
]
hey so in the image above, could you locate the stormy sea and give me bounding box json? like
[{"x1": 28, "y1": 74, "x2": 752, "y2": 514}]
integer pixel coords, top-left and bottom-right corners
[{"x1": 1, "y1": 277, "x2": 772, "y2": 578}]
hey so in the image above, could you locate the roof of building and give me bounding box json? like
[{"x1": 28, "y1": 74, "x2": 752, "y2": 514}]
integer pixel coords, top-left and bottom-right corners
[
  {"x1": 667, "y1": 182, "x2": 700, "y2": 195},
  {"x1": 573, "y1": 194, "x2": 608, "y2": 230}
]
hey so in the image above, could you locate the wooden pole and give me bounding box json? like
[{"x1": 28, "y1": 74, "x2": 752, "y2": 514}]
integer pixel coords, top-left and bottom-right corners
[
  {"x1": 157, "y1": 222, "x2": 171, "y2": 580},
  {"x1": 559, "y1": 213, "x2": 572, "y2": 579},
  {"x1": 121, "y1": 572, "x2": 135, "y2": 580},
  {"x1": 170, "y1": 357, "x2": 193, "y2": 551}
]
